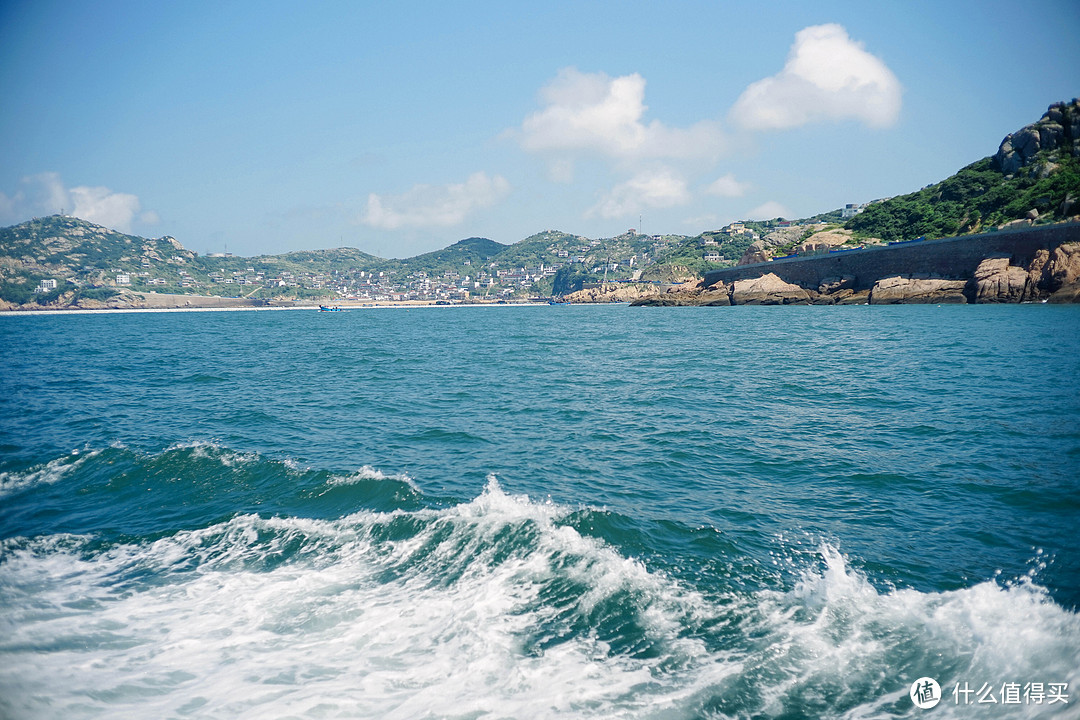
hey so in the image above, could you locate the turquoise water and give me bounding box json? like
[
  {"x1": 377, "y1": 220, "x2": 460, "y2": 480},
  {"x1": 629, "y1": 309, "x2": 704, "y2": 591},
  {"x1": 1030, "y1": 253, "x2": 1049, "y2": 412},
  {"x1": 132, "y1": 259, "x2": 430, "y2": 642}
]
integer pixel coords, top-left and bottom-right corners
[{"x1": 1, "y1": 304, "x2": 1078, "y2": 718}]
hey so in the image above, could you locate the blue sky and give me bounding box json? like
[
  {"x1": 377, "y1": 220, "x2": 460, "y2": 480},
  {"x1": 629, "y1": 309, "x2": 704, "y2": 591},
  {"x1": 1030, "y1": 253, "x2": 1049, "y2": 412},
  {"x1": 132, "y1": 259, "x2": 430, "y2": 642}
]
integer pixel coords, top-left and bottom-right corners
[{"x1": 1, "y1": 0, "x2": 1077, "y2": 258}]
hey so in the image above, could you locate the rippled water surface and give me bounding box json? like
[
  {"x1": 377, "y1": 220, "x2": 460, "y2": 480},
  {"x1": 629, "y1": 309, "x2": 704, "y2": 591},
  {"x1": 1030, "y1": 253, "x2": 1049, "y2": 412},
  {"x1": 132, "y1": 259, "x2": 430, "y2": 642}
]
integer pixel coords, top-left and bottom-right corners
[{"x1": 1, "y1": 304, "x2": 1078, "y2": 718}]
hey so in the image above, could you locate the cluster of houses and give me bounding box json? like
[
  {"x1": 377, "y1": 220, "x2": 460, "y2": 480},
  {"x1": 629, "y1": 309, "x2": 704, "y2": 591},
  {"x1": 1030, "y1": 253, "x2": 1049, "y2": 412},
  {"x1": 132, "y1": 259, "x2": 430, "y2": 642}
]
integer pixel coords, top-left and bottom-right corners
[
  {"x1": 34, "y1": 221, "x2": 868, "y2": 299},
  {"x1": 699, "y1": 222, "x2": 761, "y2": 263}
]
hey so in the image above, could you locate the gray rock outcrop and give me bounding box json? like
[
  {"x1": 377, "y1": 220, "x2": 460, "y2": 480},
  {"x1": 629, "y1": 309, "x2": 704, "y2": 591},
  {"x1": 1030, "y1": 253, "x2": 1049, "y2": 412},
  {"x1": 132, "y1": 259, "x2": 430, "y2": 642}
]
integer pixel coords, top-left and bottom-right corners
[
  {"x1": 869, "y1": 276, "x2": 968, "y2": 304},
  {"x1": 993, "y1": 99, "x2": 1080, "y2": 175},
  {"x1": 731, "y1": 273, "x2": 811, "y2": 305}
]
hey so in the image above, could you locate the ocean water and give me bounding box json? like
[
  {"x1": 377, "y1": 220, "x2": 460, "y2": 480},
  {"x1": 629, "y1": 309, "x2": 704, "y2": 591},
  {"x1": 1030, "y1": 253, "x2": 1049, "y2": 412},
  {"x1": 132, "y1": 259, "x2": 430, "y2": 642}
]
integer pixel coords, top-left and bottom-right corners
[{"x1": 1, "y1": 304, "x2": 1078, "y2": 719}]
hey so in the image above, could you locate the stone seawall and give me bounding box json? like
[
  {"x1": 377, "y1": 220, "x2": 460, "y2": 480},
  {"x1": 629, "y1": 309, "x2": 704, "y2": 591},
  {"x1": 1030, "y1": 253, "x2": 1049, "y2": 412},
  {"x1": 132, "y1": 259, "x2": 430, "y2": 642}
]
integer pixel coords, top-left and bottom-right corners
[{"x1": 702, "y1": 223, "x2": 1080, "y2": 291}]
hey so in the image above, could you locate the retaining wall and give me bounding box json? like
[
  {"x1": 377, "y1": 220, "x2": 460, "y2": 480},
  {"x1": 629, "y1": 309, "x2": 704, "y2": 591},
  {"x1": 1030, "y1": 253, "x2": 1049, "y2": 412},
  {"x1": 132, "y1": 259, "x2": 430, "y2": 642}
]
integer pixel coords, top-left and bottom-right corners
[{"x1": 702, "y1": 223, "x2": 1080, "y2": 291}]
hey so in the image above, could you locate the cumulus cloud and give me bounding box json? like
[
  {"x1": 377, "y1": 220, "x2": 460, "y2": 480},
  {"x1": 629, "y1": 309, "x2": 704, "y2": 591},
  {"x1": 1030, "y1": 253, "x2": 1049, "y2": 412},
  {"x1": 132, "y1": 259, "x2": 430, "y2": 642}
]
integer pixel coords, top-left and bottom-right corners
[
  {"x1": 587, "y1": 169, "x2": 691, "y2": 219},
  {"x1": 0, "y1": 172, "x2": 154, "y2": 232},
  {"x1": 515, "y1": 68, "x2": 726, "y2": 161},
  {"x1": 730, "y1": 24, "x2": 901, "y2": 130},
  {"x1": 745, "y1": 200, "x2": 791, "y2": 221},
  {"x1": 361, "y1": 172, "x2": 511, "y2": 230},
  {"x1": 68, "y1": 185, "x2": 144, "y2": 231},
  {"x1": 703, "y1": 173, "x2": 748, "y2": 198}
]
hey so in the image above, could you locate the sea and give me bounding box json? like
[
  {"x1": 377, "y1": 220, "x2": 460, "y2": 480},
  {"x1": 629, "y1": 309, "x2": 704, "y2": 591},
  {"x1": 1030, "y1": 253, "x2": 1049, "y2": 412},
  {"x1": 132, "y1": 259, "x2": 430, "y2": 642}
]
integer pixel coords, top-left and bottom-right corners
[{"x1": 1, "y1": 303, "x2": 1078, "y2": 719}]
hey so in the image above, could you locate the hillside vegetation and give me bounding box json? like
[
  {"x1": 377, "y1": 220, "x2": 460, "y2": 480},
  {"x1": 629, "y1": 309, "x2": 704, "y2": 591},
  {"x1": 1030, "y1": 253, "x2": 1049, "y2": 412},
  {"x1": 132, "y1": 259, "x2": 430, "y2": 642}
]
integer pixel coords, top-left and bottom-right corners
[{"x1": 846, "y1": 99, "x2": 1080, "y2": 242}]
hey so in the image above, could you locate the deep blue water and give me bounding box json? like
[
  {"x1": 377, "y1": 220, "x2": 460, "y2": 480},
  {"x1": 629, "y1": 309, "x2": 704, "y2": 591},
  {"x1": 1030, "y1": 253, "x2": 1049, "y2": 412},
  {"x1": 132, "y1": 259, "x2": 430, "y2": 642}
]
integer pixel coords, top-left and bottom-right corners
[{"x1": 1, "y1": 304, "x2": 1078, "y2": 719}]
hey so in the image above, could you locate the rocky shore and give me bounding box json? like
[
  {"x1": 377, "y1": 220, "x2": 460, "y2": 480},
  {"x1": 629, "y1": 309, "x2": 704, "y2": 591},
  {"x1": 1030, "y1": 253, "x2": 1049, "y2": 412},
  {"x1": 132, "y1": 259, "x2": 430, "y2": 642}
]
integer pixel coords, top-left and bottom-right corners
[{"x1": 630, "y1": 242, "x2": 1080, "y2": 306}]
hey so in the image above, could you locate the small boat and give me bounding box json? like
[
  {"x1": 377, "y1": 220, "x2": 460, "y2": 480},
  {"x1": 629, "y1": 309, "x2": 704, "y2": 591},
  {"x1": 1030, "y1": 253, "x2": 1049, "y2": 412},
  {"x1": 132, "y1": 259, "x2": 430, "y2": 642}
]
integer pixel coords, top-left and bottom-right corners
[{"x1": 318, "y1": 305, "x2": 344, "y2": 312}]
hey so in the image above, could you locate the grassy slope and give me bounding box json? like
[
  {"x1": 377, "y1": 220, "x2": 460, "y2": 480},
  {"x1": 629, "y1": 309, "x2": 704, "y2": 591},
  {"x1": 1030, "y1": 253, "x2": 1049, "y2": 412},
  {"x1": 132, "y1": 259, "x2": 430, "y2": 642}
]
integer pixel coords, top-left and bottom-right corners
[{"x1": 846, "y1": 155, "x2": 1080, "y2": 243}]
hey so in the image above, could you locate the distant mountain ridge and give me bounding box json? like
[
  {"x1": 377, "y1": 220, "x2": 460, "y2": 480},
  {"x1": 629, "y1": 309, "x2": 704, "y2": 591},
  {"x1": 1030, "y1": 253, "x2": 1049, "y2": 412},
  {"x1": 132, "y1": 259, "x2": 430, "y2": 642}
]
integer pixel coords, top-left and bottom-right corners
[{"x1": 3, "y1": 100, "x2": 1079, "y2": 309}]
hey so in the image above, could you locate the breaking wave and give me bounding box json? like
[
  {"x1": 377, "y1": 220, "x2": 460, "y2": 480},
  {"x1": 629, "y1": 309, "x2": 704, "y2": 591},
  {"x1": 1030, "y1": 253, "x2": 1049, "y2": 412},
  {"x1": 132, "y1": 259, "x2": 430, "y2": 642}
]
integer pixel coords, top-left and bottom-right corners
[{"x1": 1, "y1": 455, "x2": 1077, "y2": 720}]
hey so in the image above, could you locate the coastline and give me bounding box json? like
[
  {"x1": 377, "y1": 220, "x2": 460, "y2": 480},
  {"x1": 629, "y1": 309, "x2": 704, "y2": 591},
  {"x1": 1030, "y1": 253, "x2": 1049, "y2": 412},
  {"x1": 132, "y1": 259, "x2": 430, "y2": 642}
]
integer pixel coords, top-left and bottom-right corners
[{"x1": 0, "y1": 298, "x2": 557, "y2": 317}]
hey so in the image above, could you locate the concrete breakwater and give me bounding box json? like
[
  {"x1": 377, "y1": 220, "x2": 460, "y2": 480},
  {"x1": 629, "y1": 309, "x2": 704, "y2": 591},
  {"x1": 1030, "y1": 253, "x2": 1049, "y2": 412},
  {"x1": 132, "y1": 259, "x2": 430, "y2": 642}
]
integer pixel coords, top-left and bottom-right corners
[{"x1": 635, "y1": 222, "x2": 1080, "y2": 305}]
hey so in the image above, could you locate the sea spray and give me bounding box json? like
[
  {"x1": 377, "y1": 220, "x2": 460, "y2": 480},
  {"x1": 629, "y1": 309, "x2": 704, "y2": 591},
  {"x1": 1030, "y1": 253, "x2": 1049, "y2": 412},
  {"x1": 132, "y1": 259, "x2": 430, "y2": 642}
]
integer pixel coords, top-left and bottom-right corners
[{"x1": 3, "y1": 468, "x2": 1078, "y2": 719}]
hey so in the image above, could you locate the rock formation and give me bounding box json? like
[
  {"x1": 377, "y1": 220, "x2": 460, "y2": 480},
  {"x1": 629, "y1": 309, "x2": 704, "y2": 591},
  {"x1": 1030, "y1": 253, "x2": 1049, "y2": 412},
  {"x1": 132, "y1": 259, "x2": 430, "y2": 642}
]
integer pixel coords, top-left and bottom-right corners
[
  {"x1": 869, "y1": 276, "x2": 969, "y2": 304},
  {"x1": 972, "y1": 255, "x2": 1034, "y2": 302},
  {"x1": 632, "y1": 241, "x2": 1080, "y2": 307},
  {"x1": 730, "y1": 273, "x2": 811, "y2": 305},
  {"x1": 795, "y1": 228, "x2": 855, "y2": 255},
  {"x1": 697, "y1": 281, "x2": 732, "y2": 306},
  {"x1": 1040, "y1": 242, "x2": 1080, "y2": 291},
  {"x1": 993, "y1": 99, "x2": 1080, "y2": 176},
  {"x1": 736, "y1": 240, "x2": 770, "y2": 266},
  {"x1": 563, "y1": 283, "x2": 658, "y2": 304}
]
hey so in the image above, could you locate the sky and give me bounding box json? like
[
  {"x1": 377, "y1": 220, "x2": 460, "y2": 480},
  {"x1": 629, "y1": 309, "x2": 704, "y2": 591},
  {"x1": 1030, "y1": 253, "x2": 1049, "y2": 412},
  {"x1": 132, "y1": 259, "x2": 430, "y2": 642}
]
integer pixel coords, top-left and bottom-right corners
[{"x1": 1, "y1": 0, "x2": 1078, "y2": 258}]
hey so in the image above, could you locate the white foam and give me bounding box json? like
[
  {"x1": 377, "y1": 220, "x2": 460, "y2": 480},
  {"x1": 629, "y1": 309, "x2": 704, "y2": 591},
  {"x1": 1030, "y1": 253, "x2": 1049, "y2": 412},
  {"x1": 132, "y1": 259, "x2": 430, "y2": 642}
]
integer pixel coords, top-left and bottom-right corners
[
  {"x1": 0, "y1": 449, "x2": 102, "y2": 499},
  {"x1": 0, "y1": 479, "x2": 728, "y2": 719},
  {"x1": 2, "y1": 491, "x2": 1077, "y2": 719},
  {"x1": 747, "y1": 545, "x2": 1080, "y2": 718},
  {"x1": 164, "y1": 440, "x2": 260, "y2": 467},
  {"x1": 327, "y1": 464, "x2": 417, "y2": 491}
]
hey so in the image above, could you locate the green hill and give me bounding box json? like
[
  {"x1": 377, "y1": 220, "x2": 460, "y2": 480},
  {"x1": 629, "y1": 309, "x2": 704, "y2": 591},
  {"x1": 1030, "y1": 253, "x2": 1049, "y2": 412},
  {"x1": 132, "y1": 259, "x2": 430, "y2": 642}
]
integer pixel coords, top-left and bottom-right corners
[
  {"x1": 0, "y1": 215, "x2": 198, "y2": 305},
  {"x1": 846, "y1": 99, "x2": 1080, "y2": 242}
]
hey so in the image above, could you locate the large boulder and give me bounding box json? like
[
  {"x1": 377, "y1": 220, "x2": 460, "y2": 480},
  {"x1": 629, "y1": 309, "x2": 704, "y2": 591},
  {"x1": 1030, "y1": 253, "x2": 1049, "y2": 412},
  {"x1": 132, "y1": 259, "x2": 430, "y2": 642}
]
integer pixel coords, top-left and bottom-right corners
[
  {"x1": 1039, "y1": 243, "x2": 1080, "y2": 292},
  {"x1": 1027, "y1": 249, "x2": 1051, "y2": 295},
  {"x1": 972, "y1": 255, "x2": 1033, "y2": 303},
  {"x1": 731, "y1": 273, "x2": 811, "y2": 305},
  {"x1": 993, "y1": 99, "x2": 1080, "y2": 174},
  {"x1": 737, "y1": 240, "x2": 770, "y2": 266},
  {"x1": 697, "y1": 282, "x2": 731, "y2": 306},
  {"x1": 869, "y1": 275, "x2": 968, "y2": 304}
]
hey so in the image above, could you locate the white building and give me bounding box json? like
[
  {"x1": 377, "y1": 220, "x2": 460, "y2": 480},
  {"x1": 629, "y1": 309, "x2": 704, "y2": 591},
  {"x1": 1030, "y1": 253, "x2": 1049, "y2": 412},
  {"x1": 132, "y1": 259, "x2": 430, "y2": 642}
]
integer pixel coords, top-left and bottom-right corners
[{"x1": 37, "y1": 279, "x2": 58, "y2": 292}]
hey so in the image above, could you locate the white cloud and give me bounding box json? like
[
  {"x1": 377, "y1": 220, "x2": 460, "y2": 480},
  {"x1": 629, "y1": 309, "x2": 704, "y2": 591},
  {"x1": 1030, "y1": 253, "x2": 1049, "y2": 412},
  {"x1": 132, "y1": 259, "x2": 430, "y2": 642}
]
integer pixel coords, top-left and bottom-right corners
[
  {"x1": 730, "y1": 24, "x2": 901, "y2": 130},
  {"x1": 703, "y1": 173, "x2": 748, "y2": 198},
  {"x1": 587, "y1": 169, "x2": 691, "y2": 219},
  {"x1": 0, "y1": 172, "x2": 154, "y2": 233},
  {"x1": 745, "y1": 200, "x2": 791, "y2": 221},
  {"x1": 515, "y1": 68, "x2": 726, "y2": 161},
  {"x1": 69, "y1": 185, "x2": 144, "y2": 232},
  {"x1": 361, "y1": 172, "x2": 511, "y2": 230}
]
